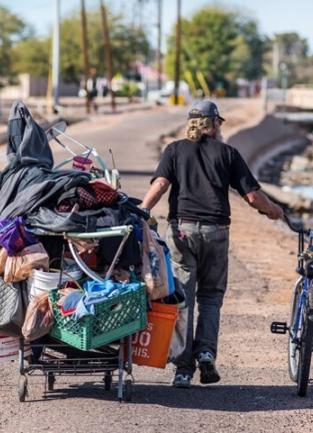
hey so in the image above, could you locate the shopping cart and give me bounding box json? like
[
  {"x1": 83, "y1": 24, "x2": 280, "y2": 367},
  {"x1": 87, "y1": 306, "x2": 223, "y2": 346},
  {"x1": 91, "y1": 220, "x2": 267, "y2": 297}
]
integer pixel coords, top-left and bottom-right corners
[
  {"x1": 18, "y1": 225, "x2": 147, "y2": 402},
  {"x1": 18, "y1": 122, "x2": 147, "y2": 402}
]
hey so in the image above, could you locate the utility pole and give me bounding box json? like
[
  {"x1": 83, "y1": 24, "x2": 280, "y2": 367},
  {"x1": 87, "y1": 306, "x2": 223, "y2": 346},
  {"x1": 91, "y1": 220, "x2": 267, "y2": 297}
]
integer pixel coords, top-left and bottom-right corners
[
  {"x1": 157, "y1": 0, "x2": 163, "y2": 90},
  {"x1": 280, "y1": 62, "x2": 288, "y2": 115},
  {"x1": 100, "y1": 0, "x2": 116, "y2": 112},
  {"x1": 272, "y1": 40, "x2": 280, "y2": 81},
  {"x1": 174, "y1": 0, "x2": 181, "y2": 105},
  {"x1": 80, "y1": 0, "x2": 90, "y2": 113},
  {"x1": 52, "y1": 0, "x2": 60, "y2": 111}
]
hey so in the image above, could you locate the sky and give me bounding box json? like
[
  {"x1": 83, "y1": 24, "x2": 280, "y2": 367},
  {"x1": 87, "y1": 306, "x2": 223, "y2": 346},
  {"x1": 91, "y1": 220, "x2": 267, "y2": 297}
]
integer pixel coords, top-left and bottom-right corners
[{"x1": 1, "y1": 0, "x2": 313, "y2": 52}]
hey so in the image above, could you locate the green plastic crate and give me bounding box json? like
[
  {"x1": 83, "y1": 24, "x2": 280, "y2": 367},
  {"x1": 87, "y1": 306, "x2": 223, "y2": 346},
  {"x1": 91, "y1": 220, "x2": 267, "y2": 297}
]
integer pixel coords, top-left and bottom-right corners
[{"x1": 49, "y1": 284, "x2": 147, "y2": 351}]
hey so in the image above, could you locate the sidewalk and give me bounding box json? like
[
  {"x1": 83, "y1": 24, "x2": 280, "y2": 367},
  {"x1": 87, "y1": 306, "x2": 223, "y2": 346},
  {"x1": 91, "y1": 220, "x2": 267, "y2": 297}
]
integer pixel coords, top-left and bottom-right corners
[{"x1": 0, "y1": 98, "x2": 154, "y2": 144}]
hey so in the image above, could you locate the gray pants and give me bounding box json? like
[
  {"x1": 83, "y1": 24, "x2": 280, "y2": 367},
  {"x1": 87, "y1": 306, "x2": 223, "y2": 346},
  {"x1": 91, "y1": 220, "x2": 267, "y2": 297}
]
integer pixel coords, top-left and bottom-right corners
[{"x1": 166, "y1": 221, "x2": 229, "y2": 376}]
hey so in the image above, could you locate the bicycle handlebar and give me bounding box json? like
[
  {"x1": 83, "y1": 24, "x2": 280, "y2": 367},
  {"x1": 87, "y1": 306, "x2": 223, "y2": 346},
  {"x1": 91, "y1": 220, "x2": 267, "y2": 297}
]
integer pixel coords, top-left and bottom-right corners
[
  {"x1": 283, "y1": 214, "x2": 310, "y2": 236},
  {"x1": 258, "y1": 210, "x2": 310, "y2": 235}
]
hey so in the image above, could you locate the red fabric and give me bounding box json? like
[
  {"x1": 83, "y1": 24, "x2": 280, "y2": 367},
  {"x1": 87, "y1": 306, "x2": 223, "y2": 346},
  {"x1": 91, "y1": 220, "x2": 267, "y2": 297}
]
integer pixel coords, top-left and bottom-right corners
[
  {"x1": 77, "y1": 186, "x2": 97, "y2": 208},
  {"x1": 90, "y1": 182, "x2": 118, "y2": 206},
  {"x1": 58, "y1": 181, "x2": 118, "y2": 212}
]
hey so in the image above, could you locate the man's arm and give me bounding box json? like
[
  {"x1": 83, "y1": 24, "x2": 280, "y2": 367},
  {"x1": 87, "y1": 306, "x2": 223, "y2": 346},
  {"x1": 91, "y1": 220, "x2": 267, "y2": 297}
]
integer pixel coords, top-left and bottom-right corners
[
  {"x1": 140, "y1": 177, "x2": 170, "y2": 210},
  {"x1": 244, "y1": 190, "x2": 284, "y2": 220}
]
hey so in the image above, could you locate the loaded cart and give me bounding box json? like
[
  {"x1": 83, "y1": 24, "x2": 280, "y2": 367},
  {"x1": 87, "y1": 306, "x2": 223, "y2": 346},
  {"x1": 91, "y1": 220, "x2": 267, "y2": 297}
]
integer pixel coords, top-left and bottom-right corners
[
  {"x1": 0, "y1": 101, "x2": 180, "y2": 404},
  {"x1": 0, "y1": 101, "x2": 150, "y2": 402},
  {"x1": 18, "y1": 225, "x2": 147, "y2": 402}
]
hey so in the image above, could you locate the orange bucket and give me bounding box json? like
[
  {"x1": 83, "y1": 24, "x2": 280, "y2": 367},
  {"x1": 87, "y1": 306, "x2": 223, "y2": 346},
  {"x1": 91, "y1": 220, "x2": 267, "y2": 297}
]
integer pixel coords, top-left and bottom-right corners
[{"x1": 130, "y1": 302, "x2": 178, "y2": 369}]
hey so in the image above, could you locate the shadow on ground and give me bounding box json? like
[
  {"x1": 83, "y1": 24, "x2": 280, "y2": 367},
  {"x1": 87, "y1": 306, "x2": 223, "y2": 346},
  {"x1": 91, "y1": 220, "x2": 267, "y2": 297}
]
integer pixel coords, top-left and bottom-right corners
[
  {"x1": 119, "y1": 170, "x2": 154, "y2": 176},
  {"x1": 26, "y1": 382, "x2": 312, "y2": 411}
]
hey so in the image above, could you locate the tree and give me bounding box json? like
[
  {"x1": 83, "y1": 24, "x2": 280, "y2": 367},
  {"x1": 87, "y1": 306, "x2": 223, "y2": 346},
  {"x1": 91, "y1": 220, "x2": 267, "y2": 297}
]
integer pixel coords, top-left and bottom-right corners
[
  {"x1": 274, "y1": 32, "x2": 308, "y2": 61},
  {"x1": 165, "y1": 6, "x2": 266, "y2": 92},
  {"x1": 12, "y1": 9, "x2": 151, "y2": 83},
  {"x1": 264, "y1": 32, "x2": 309, "y2": 86},
  {"x1": 166, "y1": 7, "x2": 237, "y2": 86},
  {"x1": 231, "y1": 18, "x2": 267, "y2": 81},
  {"x1": 0, "y1": 6, "x2": 29, "y2": 79},
  {"x1": 12, "y1": 38, "x2": 50, "y2": 78}
]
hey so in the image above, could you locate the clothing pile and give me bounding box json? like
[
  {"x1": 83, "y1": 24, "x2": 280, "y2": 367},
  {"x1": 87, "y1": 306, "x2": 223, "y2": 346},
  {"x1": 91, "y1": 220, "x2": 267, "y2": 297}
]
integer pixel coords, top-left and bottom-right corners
[
  {"x1": 55, "y1": 279, "x2": 142, "y2": 320},
  {"x1": 0, "y1": 101, "x2": 178, "y2": 353}
]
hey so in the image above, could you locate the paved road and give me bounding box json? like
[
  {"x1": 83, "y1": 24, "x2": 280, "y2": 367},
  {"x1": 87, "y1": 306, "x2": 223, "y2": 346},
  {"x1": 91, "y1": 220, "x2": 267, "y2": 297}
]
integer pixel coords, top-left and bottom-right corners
[
  {"x1": 52, "y1": 99, "x2": 240, "y2": 210},
  {"x1": 1, "y1": 100, "x2": 312, "y2": 433},
  {"x1": 70, "y1": 105, "x2": 186, "y2": 199}
]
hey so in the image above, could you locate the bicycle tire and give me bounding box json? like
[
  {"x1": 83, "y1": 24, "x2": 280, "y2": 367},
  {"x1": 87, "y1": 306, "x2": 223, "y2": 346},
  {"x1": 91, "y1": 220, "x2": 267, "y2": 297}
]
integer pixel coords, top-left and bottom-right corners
[
  {"x1": 297, "y1": 288, "x2": 313, "y2": 397},
  {"x1": 288, "y1": 277, "x2": 303, "y2": 382}
]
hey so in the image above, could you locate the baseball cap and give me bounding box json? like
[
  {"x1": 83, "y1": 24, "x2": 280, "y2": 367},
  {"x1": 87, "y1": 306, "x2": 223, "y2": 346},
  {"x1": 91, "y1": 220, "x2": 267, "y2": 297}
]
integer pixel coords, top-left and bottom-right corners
[{"x1": 188, "y1": 100, "x2": 225, "y2": 121}]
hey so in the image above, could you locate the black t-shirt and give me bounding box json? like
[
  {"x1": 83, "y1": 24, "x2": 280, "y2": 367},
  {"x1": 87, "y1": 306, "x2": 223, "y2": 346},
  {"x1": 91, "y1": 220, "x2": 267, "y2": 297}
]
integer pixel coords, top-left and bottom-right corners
[{"x1": 151, "y1": 136, "x2": 260, "y2": 225}]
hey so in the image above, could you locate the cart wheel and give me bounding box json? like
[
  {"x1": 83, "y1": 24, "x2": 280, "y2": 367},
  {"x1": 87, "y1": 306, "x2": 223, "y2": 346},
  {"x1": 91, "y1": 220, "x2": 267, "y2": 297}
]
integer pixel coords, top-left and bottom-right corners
[
  {"x1": 48, "y1": 373, "x2": 55, "y2": 391},
  {"x1": 18, "y1": 375, "x2": 28, "y2": 402},
  {"x1": 104, "y1": 373, "x2": 112, "y2": 391},
  {"x1": 124, "y1": 379, "x2": 132, "y2": 402}
]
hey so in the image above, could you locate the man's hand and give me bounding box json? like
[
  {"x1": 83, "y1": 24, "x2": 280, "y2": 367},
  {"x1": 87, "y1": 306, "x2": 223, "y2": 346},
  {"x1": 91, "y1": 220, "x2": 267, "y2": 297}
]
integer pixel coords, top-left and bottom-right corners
[
  {"x1": 265, "y1": 203, "x2": 284, "y2": 220},
  {"x1": 244, "y1": 190, "x2": 284, "y2": 220}
]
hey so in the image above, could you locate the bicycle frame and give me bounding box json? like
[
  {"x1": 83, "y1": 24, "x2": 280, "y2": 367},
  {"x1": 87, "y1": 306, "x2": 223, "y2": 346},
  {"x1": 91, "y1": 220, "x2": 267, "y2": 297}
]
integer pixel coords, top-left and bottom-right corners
[
  {"x1": 290, "y1": 229, "x2": 313, "y2": 346},
  {"x1": 291, "y1": 278, "x2": 311, "y2": 344}
]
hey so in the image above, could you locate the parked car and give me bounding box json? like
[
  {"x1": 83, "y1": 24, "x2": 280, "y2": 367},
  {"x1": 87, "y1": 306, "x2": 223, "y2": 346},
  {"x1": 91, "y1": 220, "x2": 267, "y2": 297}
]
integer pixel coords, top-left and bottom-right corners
[{"x1": 147, "y1": 80, "x2": 192, "y2": 105}]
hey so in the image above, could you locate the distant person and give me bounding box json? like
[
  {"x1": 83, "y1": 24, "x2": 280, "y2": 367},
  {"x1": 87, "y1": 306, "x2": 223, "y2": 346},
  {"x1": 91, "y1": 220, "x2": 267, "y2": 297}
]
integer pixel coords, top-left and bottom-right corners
[
  {"x1": 140, "y1": 100, "x2": 284, "y2": 388},
  {"x1": 87, "y1": 67, "x2": 98, "y2": 113}
]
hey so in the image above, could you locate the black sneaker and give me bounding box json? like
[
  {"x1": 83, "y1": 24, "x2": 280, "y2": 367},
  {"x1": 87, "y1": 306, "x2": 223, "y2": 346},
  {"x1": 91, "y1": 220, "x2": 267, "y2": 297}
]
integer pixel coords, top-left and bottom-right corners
[
  {"x1": 172, "y1": 373, "x2": 192, "y2": 388},
  {"x1": 198, "y1": 352, "x2": 220, "y2": 384}
]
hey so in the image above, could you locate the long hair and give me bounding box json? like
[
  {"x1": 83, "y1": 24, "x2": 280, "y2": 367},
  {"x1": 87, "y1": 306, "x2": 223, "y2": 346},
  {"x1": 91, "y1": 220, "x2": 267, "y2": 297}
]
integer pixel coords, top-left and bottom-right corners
[{"x1": 185, "y1": 117, "x2": 216, "y2": 142}]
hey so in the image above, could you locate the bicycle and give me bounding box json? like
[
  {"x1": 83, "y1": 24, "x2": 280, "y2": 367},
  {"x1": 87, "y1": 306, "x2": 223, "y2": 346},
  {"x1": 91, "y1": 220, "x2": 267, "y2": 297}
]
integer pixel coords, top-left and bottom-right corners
[{"x1": 271, "y1": 215, "x2": 313, "y2": 397}]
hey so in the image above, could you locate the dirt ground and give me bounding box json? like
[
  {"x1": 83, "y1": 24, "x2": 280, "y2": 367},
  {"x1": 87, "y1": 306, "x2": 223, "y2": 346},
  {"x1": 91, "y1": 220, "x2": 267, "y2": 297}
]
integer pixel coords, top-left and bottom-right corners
[{"x1": 0, "y1": 100, "x2": 312, "y2": 433}]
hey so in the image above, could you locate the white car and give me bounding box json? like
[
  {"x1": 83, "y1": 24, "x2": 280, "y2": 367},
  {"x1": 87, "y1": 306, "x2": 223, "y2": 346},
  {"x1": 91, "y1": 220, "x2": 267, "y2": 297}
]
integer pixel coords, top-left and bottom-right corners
[{"x1": 147, "y1": 80, "x2": 192, "y2": 105}]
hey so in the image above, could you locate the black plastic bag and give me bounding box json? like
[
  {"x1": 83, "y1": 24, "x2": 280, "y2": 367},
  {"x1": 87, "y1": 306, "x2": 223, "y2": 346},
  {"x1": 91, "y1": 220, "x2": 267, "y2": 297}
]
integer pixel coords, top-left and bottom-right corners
[{"x1": 97, "y1": 232, "x2": 142, "y2": 269}]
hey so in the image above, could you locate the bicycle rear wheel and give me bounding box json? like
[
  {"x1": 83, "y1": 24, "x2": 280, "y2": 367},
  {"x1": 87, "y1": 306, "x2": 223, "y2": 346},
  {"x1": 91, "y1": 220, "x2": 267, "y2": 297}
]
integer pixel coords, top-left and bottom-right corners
[
  {"x1": 288, "y1": 278, "x2": 303, "y2": 382},
  {"x1": 297, "y1": 292, "x2": 313, "y2": 397}
]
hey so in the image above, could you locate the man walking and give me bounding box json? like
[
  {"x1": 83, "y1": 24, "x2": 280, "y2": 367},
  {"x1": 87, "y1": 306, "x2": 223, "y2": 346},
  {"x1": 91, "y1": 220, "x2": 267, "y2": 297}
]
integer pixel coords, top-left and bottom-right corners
[{"x1": 140, "y1": 100, "x2": 284, "y2": 388}]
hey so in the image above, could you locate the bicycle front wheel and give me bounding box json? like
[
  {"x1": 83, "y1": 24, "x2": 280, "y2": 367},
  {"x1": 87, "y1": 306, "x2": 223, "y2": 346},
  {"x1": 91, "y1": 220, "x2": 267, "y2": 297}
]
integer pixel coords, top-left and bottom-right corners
[
  {"x1": 288, "y1": 277, "x2": 303, "y2": 382},
  {"x1": 297, "y1": 296, "x2": 313, "y2": 397}
]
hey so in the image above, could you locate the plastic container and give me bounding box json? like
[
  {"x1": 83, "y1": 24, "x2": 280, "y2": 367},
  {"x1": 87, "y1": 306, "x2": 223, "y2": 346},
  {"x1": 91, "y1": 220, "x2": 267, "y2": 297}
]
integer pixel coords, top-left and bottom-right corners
[
  {"x1": 130, "y1": 302, "x2": 178, "y2": 369},
  {"x1": 29, "y1": 262, "x2": 82, "y2": 299},
  {"x1": 49, "y1": 284, "x2": 147, "y2": 351},
  {"x1": 72, "y1": 155, "x2": 93, "y2": 172}
]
